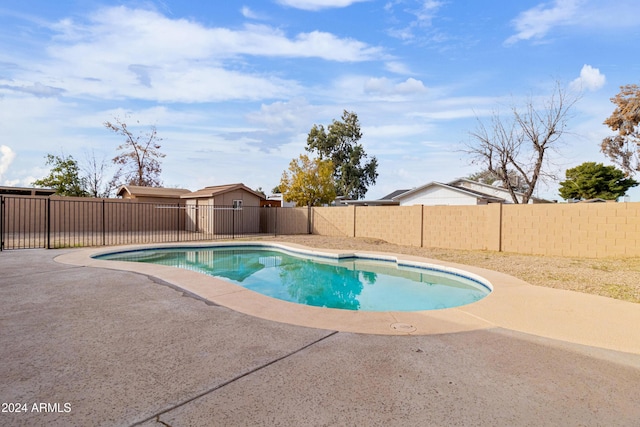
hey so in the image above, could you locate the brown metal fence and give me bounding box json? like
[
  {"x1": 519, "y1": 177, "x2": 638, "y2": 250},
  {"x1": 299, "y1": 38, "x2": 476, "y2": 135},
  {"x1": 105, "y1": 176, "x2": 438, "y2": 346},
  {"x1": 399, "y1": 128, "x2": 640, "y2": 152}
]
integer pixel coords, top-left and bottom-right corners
[{"x1": 0, "y1": 196, "x2": 309, "y2": 250}]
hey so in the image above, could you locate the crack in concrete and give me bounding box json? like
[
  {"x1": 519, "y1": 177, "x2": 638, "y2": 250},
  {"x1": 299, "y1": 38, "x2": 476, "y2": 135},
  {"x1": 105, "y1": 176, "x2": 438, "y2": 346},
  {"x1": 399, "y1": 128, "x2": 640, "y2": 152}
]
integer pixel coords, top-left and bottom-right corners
[
  {"x1": 143, "y1": 273, "x2": 221, "y2": 306},
  {"x1": 154, "y1": 415, "x2": 172, "y2": 427},
  {"x1": 129, "y1": 330, "x2": 339, "y2": 427}
]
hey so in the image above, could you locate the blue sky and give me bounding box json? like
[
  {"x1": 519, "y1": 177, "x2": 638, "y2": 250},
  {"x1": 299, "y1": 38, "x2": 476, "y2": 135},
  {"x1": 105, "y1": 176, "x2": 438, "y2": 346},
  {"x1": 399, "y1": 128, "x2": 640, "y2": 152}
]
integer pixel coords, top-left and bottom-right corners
[{"x1": 1, "y1": 0, "x2": 639, "y2": 201}]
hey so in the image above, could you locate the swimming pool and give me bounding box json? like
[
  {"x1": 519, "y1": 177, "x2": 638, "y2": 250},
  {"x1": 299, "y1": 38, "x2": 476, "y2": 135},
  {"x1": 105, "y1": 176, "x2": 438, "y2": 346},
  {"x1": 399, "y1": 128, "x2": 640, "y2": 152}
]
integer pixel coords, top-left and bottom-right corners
[{"x1": 95, "y1": 244, "x2": 492, "y2": 311}]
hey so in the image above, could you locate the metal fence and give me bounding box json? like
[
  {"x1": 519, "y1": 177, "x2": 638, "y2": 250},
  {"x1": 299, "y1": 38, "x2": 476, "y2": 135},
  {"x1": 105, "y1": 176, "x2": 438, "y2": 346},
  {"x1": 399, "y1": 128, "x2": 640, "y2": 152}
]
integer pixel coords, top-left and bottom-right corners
[{"x1": 0, "y1": 196, "x2": 308, "y2": 250}]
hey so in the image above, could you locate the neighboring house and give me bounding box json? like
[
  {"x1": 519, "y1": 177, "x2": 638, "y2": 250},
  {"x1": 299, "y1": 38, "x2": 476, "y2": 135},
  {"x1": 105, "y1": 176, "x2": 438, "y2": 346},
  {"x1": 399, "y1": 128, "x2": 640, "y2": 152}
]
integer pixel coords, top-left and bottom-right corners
[
  {"x1": 343, "y1": 178, "x2": 553, "y2": 206},
  {"x1": 181, "y1": 183, "x2": 265, "y2": 234},
  {"x1": 394, "y1": 182, "x2": 505, "y2": 206},
  {"x1": 448, "y1": 178, "x2": 551, "y2": 204},
  {"x1": 0, "y1": 186, "x2": 56, "y2": 196},
  {"x1": 265, "y1": 193, "x2": 296, "y2": 208},
  {"x1": 342, "y1": 189, "x2": 411, "y2": 206},
  {"x1": 117, "y1": 185, "x2": 191, "y2": 204},
  {"x1": 343, "y1": 183, "x2": 503, "y2": 206}
]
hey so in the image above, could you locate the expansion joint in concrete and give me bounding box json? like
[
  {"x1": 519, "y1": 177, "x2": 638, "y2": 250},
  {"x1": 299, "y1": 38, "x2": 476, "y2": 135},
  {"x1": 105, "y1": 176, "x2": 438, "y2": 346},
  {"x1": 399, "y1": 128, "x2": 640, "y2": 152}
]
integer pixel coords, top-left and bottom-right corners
[{"x1": 129, "y1": 330, "x2": 340, "y2": 427}]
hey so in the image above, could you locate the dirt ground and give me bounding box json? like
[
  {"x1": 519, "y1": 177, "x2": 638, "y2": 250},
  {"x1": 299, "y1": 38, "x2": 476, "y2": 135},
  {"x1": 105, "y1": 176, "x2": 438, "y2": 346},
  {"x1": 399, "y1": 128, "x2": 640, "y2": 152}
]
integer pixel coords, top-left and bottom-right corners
[{"x1": 255, "y1": 234, "x2": 640, "y2": 304}]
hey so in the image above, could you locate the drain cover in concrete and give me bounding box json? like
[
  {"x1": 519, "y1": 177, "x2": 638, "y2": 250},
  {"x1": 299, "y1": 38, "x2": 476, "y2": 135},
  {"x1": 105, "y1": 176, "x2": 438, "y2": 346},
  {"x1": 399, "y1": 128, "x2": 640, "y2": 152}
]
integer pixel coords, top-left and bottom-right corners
[{"x1": 390, "y1": 322, "x2": 417, "y2": 332}]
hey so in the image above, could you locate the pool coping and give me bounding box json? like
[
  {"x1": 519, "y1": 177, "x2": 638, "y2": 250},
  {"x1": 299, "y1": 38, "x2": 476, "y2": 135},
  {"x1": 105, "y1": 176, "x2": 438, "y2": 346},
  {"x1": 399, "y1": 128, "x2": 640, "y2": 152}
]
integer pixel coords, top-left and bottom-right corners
[{"x1": 55, "y1": 241, "x2": 640, "y2": 354}]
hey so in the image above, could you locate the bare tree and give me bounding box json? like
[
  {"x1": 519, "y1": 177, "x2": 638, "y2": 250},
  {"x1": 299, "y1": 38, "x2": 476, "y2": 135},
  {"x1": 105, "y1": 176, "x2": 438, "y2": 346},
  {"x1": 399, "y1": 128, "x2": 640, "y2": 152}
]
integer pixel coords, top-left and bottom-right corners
[
  {"x1": 467, "y1": 168, "x2": 530, "y2": 193},
  {"x1": 104, "y1": 117, "x2": 165, "y2": 187},
  {"x1": 466, "y1": 82, "x2": 579, "y2": 204},
  {"x1": 81, "y1": 150, "x2": 117, "y2": 198}
]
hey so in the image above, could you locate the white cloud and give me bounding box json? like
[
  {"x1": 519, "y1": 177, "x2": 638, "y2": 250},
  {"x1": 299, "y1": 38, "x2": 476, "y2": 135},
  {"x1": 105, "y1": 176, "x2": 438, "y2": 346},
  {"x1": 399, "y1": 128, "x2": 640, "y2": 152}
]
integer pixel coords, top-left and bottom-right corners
[
  {"x1": 240, "y1": 6, "x2": 267, "y2": 20},
  {"x1": 9, "y1": 6, "x2": 385, "y2": 103},
  {"x1": 0, "y1": 145, "x2": 16, "y2": 184},
  {"x1": 246, "y1": 98, "x2": 318, "y2": 134},
  {"x1": 51, "y1": 9, "x2": 384, "y2": 61},
  {"x1": 363, "y1": 77, "x2": 427, "y2": 96},
  {"x1": 570, "y1": 64, "x2": 606, "y2": 92},
  {"x1": 0, "y1": 82, "x2": 65, "y2": 97},
  {"x1": 505, "y1": 0, "x2": 583, "y2": 45},
  {"x1": 276, "y1": 0, "x2": 370, "y2": 11},
  {"x1": 413, "y1": 0, "x2": 445, "y2": 27},
  {"x1": 385, "y1": 0, "x2": 445, "y2": 42},
  {"x1": 396, "y1": 77, "x2": 427, "y2": 94},
  {"x1": 385, "y1": 61, "x2": 412, "y2": 75},
  {"x1": 504, "y1": 0, "x2": 640, "y2": 46}
]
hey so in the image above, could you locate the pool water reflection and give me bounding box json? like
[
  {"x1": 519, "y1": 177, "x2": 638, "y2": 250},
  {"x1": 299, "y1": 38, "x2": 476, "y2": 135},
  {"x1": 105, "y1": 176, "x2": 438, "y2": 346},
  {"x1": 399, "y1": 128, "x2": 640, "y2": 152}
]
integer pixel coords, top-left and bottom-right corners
[{"x1": 96, "y1": 246, "x2": 491, "y2": 311}]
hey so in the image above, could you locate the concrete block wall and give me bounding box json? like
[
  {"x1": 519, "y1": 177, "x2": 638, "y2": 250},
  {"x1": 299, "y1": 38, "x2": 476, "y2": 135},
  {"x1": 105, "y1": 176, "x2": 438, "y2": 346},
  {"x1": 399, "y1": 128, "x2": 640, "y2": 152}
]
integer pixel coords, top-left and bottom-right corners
[
  {"x1": 354, "y1": 205, "x2": 422, "y2": 246},
  {"x1": 501, "y1": 203, "x2": 640, "y2": 257},
  {"x1": 276, "y1": 207, "x2": 309, "y2": 235},
  {"x1": 310, "y1": 206, "x2": 351, "y2": 236},
  {"x1": 422, "y1": 205, "x2": 494, "y2": 251},
  {"x1": 308, "y1": 202, "x2": 640, "y2": 258}
]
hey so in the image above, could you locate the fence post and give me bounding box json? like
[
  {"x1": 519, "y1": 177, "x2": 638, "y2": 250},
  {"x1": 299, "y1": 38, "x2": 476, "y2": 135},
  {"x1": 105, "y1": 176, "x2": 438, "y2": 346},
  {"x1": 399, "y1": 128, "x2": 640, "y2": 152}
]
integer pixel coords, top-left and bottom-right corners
[
  {"x1": 46, "y1": 198, "x2": 51, "y2": 249},
  {"x1": 102, "y1": 199, "x2": 106, "y2": 246},
  {"x1": 176, "y1": 203, "x2": 180, "y2": 242},
  {"x1": 274, "y1": 206, "x2": 278, "y2": 237},
  {"x1": 0, "y1": 196, "x2": 4, "y2": 251}
]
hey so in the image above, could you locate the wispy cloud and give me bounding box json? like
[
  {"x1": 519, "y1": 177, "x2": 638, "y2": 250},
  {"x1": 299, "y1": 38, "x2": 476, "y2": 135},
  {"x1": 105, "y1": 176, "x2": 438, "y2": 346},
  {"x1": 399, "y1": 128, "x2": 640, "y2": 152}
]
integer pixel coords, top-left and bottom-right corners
[
  {"x1": 11, "y1": 6, "x2": 386, "y2": 103},
  {"x1": 385, "y1": 61, "x2": 413, "y2": 75},
  {"x1": 0, "y1": 82, "x2": 65, "y2": 97},
  {"x1": 50, "y1": 8, "x2": 384, "y2": 61},
  {"x1": 275, "y1": 0, "x2": 370, "y2": 11},
  {"x1": 240, "y1": 6, "x2": 268, "y2": 20},
  {"x1": 385, "y1": 0, "x2": 445, "y2": 42},
  {"x1": 505, "y1": 0, "x2": 583, "y2": 45}
]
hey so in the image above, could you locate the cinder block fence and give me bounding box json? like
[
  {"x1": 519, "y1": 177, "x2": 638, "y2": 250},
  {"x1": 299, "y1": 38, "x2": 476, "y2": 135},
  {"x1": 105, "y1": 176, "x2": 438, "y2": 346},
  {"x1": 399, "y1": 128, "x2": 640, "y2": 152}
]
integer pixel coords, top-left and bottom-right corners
[
  {"x1": 2, "y1": 195, "x2": 639, "y2": 258},
  {"x1": 310, "y1": 203, "x2": 640, "y2": 258}
]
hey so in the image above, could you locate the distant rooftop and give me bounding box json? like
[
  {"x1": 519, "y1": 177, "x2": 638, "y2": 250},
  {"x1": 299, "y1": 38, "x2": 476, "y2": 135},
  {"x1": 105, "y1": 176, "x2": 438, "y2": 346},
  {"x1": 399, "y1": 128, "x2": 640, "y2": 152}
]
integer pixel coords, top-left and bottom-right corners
[
  {"x1": 0, "y1": 186, "x2": 56, "y2": 196},
  {"x1": 379, "y1": 189, "x2": 410, "y2": 200},
  {"x1": 117, "y1": 185, "x2": 191, "y2": 199}
]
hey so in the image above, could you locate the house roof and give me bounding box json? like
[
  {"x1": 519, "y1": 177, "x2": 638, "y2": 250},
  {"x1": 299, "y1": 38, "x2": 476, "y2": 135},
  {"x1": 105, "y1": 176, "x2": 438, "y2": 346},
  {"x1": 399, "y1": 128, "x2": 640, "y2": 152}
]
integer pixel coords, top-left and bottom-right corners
[
  {"x1": 380, "y1": 189, "x2": 411, "y2": 200},
  {"x1": 577, "y1": 198, "x2": 611, "y2": 203},
  {"x1": 337, "y1": 189, "x2": 410, "y2": 206},
  {"x1": 0, "y1": 186, "x2": 56, "y2": 196},
  {"x1": 394, "y1": 182, "x2": 505, "y2": 203},
  {"x1": 181, "y1": 183, "x2": 265, "y2": 200},
  {"x1": 448, "y1": 178, "x2": 552, "y2": 203},
  {"x1": 117, "y1": 185, "x2": 191, "y2": 199}
]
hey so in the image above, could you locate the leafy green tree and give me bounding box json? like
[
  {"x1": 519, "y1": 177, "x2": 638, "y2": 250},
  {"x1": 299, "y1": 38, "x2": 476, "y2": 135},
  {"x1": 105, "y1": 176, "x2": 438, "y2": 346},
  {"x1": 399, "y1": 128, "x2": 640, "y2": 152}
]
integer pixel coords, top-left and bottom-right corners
[
  {"x1": 33, "y1": 154, "x2": 89, "y2": 196},
  {"x1": 279, "y1": 154, "x2": 336, "y2": 207},
  {"x1": 306, "y1": 110, "x2": 378, "y2": 200},
  {"x1": 254, "y1": 187, "x2": 266, "y2": 198},
  {"x1": 601, "y1": 84, "x2": 640, "y2": 175},
  {"x1": 105, "y1": 117, "x2": 165, "y2": 187},
  {"x1": 558, "y1": 162, "x2": 638, "y2": 201}
]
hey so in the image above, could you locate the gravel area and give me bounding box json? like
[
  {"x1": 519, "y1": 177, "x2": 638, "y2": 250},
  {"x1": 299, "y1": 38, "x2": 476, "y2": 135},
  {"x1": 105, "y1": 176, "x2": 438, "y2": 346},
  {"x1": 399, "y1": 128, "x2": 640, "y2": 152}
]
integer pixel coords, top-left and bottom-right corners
[{"x1": 254, "y1": 235, "x2": 640, "y2": 304}]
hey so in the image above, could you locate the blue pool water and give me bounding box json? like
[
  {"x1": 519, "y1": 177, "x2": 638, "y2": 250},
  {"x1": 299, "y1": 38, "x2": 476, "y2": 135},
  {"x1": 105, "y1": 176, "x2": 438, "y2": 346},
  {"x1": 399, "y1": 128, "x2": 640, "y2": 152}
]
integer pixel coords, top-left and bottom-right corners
[{"x1": 95, "y1": 245, "x2": 491, "y2": 311}]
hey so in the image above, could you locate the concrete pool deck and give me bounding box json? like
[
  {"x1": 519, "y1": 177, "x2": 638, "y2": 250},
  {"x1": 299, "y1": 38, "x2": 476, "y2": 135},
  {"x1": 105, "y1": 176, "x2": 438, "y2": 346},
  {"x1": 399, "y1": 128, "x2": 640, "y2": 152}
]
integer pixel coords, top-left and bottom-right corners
[
  {"x1": 2, "y1": 244, "x2": 640, "y2": 426},
  {"x1": 58, "y1": 241, "x2": 640, "y2": 354}
]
